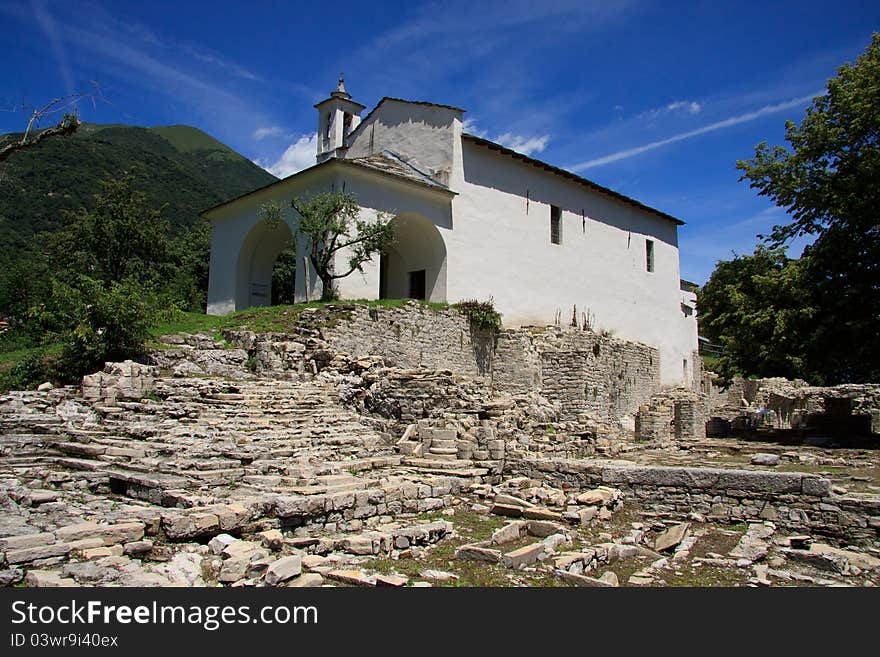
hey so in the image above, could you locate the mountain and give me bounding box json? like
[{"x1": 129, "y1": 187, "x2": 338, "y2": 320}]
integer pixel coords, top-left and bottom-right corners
[{"x1": 0, "y1": 123, "x2": 277, "y2": 253}]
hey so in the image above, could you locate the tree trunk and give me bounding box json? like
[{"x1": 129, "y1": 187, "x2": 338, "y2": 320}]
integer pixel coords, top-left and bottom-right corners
[{"x1": 318, "y1": 271, "x2": 337, "y2": 301}]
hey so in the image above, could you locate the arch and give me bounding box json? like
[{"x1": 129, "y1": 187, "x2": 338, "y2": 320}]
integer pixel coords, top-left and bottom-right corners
[
  {"x1": 379, "y1": 212, "x2": 447, "y2": 302},
  {"x1": 234, "y1": 219, "x2": 294, "y2": 310}
]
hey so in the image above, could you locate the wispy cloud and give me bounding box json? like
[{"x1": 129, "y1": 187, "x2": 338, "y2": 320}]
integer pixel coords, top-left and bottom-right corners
[
  {"x1": 186, "y1": 47, "x2": 261, "y2": 82},
  {"x1": 570, "y1": 93, "x2": 819, "y2": 171},
  {"x1": 30, "y1": 0, "x2": 75, "y2": 95},
  {"x1": 256, "y1": 133, "x2": 318, "y2": 178},
  {"x1": 252, "y1": 126, "x2": 287, "y2": 140}
]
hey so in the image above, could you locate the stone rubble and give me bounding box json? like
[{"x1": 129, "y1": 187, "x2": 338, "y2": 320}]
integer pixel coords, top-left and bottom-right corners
[{"x1": 1, "y1": 303, "x2": 878, "y2": 587}]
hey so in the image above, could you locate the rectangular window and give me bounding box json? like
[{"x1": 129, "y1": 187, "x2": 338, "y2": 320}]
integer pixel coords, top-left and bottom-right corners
[
  {"x1": 343, "y1": 112, "x2": 352, "y2": 138},
  {"x1": 646, "y1": 239, "x2": 655, "y2": 272},
  {"x1": 408, "y1": 270, "x2": 426, "y2": 300},
  {"x1": 550, "y1": 205, "x2": 561, "y2": 245}
]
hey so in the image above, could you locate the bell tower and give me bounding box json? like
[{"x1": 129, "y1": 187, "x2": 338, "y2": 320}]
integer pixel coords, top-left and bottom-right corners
[{"x1": 315, "y1": 75, "x2": 366, "y2": 163}]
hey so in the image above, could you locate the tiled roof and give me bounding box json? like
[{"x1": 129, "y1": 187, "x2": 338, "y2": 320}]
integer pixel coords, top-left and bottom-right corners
[{"x1": 347, "y1": 151, "x2": 448, "y2": 189}]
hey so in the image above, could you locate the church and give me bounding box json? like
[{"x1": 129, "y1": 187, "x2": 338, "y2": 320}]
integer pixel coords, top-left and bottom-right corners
[{"x1": 204, "y1": 79, "x2": 699, "y2": 386}]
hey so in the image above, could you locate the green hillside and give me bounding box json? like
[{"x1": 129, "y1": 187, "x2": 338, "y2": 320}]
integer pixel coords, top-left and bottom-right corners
[{"x1": 0, "y1": 123, "x2": 276, "y2": 254}]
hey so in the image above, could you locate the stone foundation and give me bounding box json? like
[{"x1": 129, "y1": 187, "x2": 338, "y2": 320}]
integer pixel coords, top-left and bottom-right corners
[{"x1": 511, "y1": 457, "x2": 879, "y2": 546}]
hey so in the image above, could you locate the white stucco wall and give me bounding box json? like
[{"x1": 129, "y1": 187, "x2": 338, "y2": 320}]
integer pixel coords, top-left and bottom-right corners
[
  {"x1": 344, "y1": 99, "x2": 460, "y2": 184},
  {"x1": 442, "y1": 134, "x2": 696, "y2": 386},
  {"x1": 206, "y1": 162, "x2": 454, "y2": 312},
  {"x1": 206, "y1": 167, "x2": 335, "y2": 315}
]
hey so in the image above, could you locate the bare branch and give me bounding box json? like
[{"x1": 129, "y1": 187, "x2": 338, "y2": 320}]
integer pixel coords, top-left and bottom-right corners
[{"x1": 0, "y1": 117, "x2": 79, "y2": 163}]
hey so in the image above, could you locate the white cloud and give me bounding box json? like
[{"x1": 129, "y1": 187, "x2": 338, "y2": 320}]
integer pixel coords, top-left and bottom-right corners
[
  {"x1": 495, "y1": 132, "x2": 550, "y2": 156},
  {"x1": 257, "y1": 133, "x2": 318, "y2": 178},
  {"x1": 462, "y1": 118, "x2": 549, "y2": 156},
  {"x1": 461, "y1": 117, "x2": 487, "y2": 138},
  {"x1": 665, "y1": 100, "x2": 702, "y2": 114},
  {"x1": 252, "y1": 126, "x2": 286, "y2": 140},
  {"x1": 570, "y1": 92, "x2": 819, "y2": 171}
]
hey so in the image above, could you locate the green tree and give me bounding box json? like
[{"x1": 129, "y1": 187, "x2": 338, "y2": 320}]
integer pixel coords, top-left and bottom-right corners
[
  {"x1": 267, "y1": 191, "x2": 394, "y2": 302},
  {"x1": 34, "y1": 276, "x2": 155, "y2": 383},
  {"x1": 271, "y1": 246, "x2": 297, "y2": 305},
  {"x1": 49, "y1": 174, "x2": 170, "y2": 289},
  {"x1": 735, "y1": 33, "x2": 880, "y2": 383},
  {"x1": 699, "y1": 247, "x2": 815, "y2": 383}
]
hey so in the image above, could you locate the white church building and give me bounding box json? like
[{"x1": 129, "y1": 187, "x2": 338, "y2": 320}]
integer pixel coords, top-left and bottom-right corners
[{"x1": 205, "y1": 79, "x2": 699, "y2": 386}]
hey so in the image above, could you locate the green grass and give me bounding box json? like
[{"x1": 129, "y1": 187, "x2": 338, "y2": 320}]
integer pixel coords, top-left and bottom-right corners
[
  {"x1": 151, "y1": 298, "x2": 450, "y2": 339},
  {"x1": 359, "y1": 510, "x2": 569, "y2": 588},
  {"x1": 0, "y1": 344, "x2": 62, "y2": 365},
  {"x1": 149, "y1": 312, "x2": 226, "y2": 338}
]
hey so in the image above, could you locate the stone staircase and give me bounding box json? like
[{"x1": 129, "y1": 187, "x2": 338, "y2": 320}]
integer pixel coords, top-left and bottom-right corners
[
  {"x1": 426, "y1": 428, "x2": 458, "y2": 460},
  {"x1": 0, "y1": 372, "x2": 497, "y2": 542}
]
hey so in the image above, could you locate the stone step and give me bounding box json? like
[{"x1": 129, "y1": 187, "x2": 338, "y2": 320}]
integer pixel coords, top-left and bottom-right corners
[
  {"x1": 425, "y1": 453, "x2": 458, "y2": 461},
  {"x1": 428, "y1": 447, "x2": 458, "y2": 455}
]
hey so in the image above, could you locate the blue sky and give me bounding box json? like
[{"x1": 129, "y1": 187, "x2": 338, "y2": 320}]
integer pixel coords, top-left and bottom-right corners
[{"x1": 2, "y1": 0, "x2": 878, "y2": 283}]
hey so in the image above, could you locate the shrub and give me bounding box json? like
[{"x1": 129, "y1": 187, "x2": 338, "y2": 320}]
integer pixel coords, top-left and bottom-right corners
[
  {"x1": 37, "y1": 275, "x2": 156, "y2": 383},
  {"x1": 452, "y1": 298, "x2": 502, "y2": 332},
  {"x1": 0, "y1": 349, "x2": 50, "y2": 392}
]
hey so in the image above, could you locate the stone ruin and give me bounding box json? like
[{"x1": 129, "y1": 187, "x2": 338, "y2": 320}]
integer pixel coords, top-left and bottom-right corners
[
  {"x1": 1, "y1": 302, "x2": 878, "y2": 588},
  {"x1": 700, "y1": 376, "x2": 880, "y2": 442}
]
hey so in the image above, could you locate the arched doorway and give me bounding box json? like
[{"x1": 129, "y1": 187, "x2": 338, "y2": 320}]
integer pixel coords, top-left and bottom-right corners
[
  {"x1": 379, "y1": 213, "x2": 447, "y2": 302},
  {"x1": 235, "y1": 219, "x2": 295, "y2": 310}
]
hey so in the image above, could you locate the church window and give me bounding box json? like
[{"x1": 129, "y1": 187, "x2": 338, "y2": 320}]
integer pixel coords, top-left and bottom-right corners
[
  {"x1": 550, "y1": 205, "x2": 561, "y2": 245},
  {"x1": 646, "y1": 239, "x2": 655, "y2": 272},
  {"x1": 323, "y1": 113, "x2": 332, "y2": 145}
]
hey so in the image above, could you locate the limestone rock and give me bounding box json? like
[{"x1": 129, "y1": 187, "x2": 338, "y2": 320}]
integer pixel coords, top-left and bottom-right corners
[
  {"x1": 751, "y1": 453, "x2": 781, "y2": 466},
  {"x1": 265, "y1": 555, "x2": 303, "y2": 586},
  {"x1": 653, "y1": 523, "x2": 689, "y2": 552}
]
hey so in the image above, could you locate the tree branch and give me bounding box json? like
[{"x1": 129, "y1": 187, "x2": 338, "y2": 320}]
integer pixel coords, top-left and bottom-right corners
[{"x1": 0, "y1": 118, "x2": 79, "y2": 163}]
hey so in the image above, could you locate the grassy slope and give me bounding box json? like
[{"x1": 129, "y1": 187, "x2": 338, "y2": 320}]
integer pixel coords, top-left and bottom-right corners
[{"x1": 149, "y1": 299, "x2": 450, "y2": 338}]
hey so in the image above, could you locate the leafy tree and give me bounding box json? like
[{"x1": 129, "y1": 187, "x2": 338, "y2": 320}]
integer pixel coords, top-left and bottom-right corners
[
  {"x1": 271, "y1": 246, "x2": 297, "y2": 305},
  {"x1": 731, "y1": 33, "x2": 880, "y2": 383},
  {"x1": 698, "y1": 247, "x2": 815, "y2": 383},
  {"x1": 34, "y1": 276, "x2": 155, "y2": 383},
  {"x1": 265, "y1": 191, "x2": 394, "y2": 302},
  {"x1": 49, "y1": 174, "x2": 170, "y2": 289}
]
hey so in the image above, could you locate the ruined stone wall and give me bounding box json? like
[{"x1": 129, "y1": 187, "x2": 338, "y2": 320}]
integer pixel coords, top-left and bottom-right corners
[
  {"x1": 313, "y1": 306, "x2": 661, "y2": 423},
  {"x1": 166, "y1": 304, "x2": 665, "y2": 428},
  {"x1": 316, "y1": 304, "x2": 493, "y2": 376},
  {"x1": 705, "y1": 376, "x2": 880, "y2": 434},
  {"x1": 511, "y1": 457, "x2": 880, "y2": 546},
  {"x1": 359, "y1": 369, "x2": 491, "y2": 423},
  {"x1": 521, "y1": 329, "x2": 661, "y2": 422},
  {"x1": 634, "y1": 388, "x2": 708, "y2": 442},
  {"x1": 489, "y1": 329, "x2": 542, "y2": 395}
]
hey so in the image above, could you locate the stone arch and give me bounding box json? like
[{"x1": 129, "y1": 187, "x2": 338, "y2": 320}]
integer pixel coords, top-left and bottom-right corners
[
  {"x1": 379, "y1": 212, "x2": 447, "y2": 302},
  {"x1": 235, "y1": 219, "x2": 295, "y2": 310}
]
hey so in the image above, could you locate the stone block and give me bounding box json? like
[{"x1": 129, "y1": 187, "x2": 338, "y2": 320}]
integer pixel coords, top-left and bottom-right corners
[
  {"x1": 265, "y1": 555, "x2": 302, "y2": 586},
  {"x1": 502, "y1": 542, "x2": 545, "y2": 569},
  {"x1": 455, "y1": 544, "x2": 503, "y2": 563}
]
